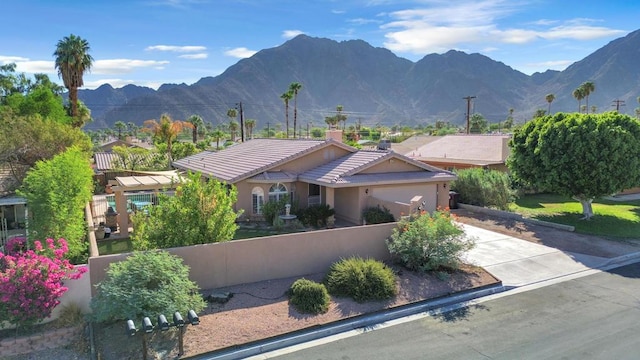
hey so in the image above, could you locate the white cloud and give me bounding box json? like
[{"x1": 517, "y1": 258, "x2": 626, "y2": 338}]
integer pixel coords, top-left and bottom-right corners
[
  {"x1": 331, "y1": 9, "x2": 346, "y2": 14},
  {"x1": 348, "y1": 18, "x2": 383, "y2": 25},
  {"x1": 282, "y1": 30, "x2": 305, "y2": 39},
  {"x1": 145, "y1": 45, "x2": 207, "y2": 52},
  {"x1": 14, "y1": 60, "x2": 56, "y2": 74},
  {"x1": 380, "y1": 1, "x2": 626, "y2": 55},
  {"x1": 223, "y1": 47, "x2": 257, "y2": 59},
  {"x1": 93, "y1": 59, "x2": 170, "y2": 75},
  {"x1": 0, "y1": 56, "x2": 30, "y2": 64},
  {"x1": 179, "y1": 53, "x2": 208, "y2": 59}
]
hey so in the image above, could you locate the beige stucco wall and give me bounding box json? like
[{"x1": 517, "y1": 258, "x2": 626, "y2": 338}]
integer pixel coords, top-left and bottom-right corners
[
  {"x1": 89, "y1": 223, "x2": 396, "y2": 296},
  {"x1": 360, "y1": 157, "x2": 422, "y2": 174},
  {"x1": 334, "y1": 187, "x2": 363, "y2": 224}
]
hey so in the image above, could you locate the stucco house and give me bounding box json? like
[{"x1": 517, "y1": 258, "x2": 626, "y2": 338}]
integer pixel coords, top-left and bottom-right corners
[
  {"x1": 172, "y1": 131, "x2": 456, "y2": 225},
  {"x1": 397, "y1": 134, "x2": 511, "y2": 172}
]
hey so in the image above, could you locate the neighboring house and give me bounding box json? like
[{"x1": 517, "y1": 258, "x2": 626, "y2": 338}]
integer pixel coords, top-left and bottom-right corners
[
  {"x1": 173, "y1": 131, "x2": 456, "y2": 225},
  {"x1": 398, "y1": 134, "x2": 511, "y2": 172},
  {"x1": 97, "y1": 139, "x2": 150, "y2": 153}
]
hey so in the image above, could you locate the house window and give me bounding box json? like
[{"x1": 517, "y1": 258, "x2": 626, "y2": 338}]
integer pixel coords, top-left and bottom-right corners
[
  {"x1": 308, "y1": 183, "x2": 321, "y2": 206},
  {"x1": 268, "y1": 183, "x2": 288, "y2": 202},
  {"x1": 252, "y1": 187, "x2": 264, "y2": 214}
]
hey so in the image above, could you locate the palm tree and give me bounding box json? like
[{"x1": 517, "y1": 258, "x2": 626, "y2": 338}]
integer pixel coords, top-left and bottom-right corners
[
  {"x1": 573, "y1": 87, "x2": 585, "y2": 112},
  {"x1": 289, "y1": 82, "x2": 302, "y2": 138},
  {"x1": 143, "y1": 113, "x2": 192, "y2": 167},
  {"x1": 210, "y1": 129, "x2": 226, "y2": 150},
  {"x1": 244, "y1": 118, "x2": 256, "y2": 140},
  {"x1": 53, "y1": 34, "x2": 94, "y2": 124},
  {"x1": 591, "y1": 105, "x2": 597, "y2": 114},
  {"x1": 186, "y1": 114, "x2": 204, "y2": 143},
  {"x1": 280, "y1": 91, "x2": 293, "y2": 138},
  {"x1": 228, "y1": 120, "x2": 239, "y2": 142},
  {"x1": 114, "y1": 121, "x2": 127, "y2": 139},
  {"x1": 545, "y1": 93, "x2": 555, "y2": 114},
  {"x1": 127, "y1": 122, "x2": 138, "y2": 138},
  {"x1": 581, "y1": 81, "x2": 595, "y2": 112}
]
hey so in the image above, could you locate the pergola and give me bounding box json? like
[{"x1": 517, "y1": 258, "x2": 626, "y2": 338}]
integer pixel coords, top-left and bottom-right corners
[{"x1": 110, "y1": 171, "x2": 184, "y2": 237}]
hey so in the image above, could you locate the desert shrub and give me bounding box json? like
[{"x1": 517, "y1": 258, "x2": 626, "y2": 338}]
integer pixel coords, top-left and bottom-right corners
[
  {"x1": 324, "y1": 257, "x2": 397, "y2": 302},
  {"x1": 288, "y1": 278, "x2": 330, "y2": 314},
  {"x1": 362, "y1": 205, "x2": 395, "y2": 224},
  {"x1": 387, "y1": 210, "x2": 475, "y2": 272},
  {"x1": 90, "y1": 250, "x2": 206, "y2": 323},
  {"x1": 451, "y1": 168, "x2": 515, "y2": 210},
  {"x1": 56, "y1": 302, "x2": 85, "y2": 328},
  {"x1": 297, "y1": 204, "x2": 336, "y2": 228}
]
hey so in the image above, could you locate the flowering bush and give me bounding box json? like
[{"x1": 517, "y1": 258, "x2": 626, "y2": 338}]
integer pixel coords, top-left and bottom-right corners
[
  {"x1": 0, "y1": 237, "x2": 87, "y2": 328},
  {"x1": 386, "y1": 209, "x2": 475, "y2": 272}
]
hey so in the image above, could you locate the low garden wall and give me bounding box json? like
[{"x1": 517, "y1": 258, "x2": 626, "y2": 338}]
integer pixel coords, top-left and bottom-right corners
[{"x1": 89, "y1": 222, "x2": 397, "y2": 295}]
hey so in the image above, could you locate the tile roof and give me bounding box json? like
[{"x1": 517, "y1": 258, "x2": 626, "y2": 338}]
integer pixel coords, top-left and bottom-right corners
[
  {"x1": 94, "y1": 153, "x2": 118, "y2": 171},
  {"x1": 172, "y1": 138, "x2": 355, "y2": 183},
  {"x1": 299, "y1": 150, "x2": 455, "y2": 186},
  {"x1": 402, "y1": 134, "x2": 511, "y2": 163}
]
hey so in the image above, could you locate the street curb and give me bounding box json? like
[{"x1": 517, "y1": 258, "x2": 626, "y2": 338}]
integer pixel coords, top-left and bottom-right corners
[
  {"x1": 601, "y1": 251, "x2": 640, "y2": 268},
  {"x1": 187, "y1": 282, "x2": 505, "y2": 360}
]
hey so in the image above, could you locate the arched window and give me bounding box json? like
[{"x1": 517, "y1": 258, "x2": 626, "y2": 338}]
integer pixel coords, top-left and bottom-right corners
[
  {"x1": 252, "y1": 187, "x2": 264, "y2": 214},
  {"x1": 268, "y1": 183, "x2": 287, "y2": 202}
]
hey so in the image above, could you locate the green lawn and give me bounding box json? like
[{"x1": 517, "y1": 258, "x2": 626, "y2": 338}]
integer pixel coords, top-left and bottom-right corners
[{"x1": 510, "y1": 193, "x2": 640, "y2": 238}]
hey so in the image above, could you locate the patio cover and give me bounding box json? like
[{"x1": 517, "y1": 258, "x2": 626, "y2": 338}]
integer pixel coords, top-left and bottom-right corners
[{"x1": 113, "y1": 170, "x2": 184, "y2": 191}]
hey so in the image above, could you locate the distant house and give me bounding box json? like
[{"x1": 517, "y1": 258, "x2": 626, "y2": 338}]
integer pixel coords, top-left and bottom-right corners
[
  {"x1": 96, "y1": 139, "x2": 150, "y2": 153},
  {"x1": 397, "y1": 134, "x2": 511, "y2": 172},
  {"x1": 173, "y1": 131, "x2": 456, "y2": 225}
]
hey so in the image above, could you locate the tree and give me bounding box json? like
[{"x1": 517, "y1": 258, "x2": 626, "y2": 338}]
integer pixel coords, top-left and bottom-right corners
[
  {"x1": 507, "y1": 112, "x2": 640, "y2": 219},
  {"x1": 581, "y1": 81, "x2": 595, "y2": 112},
  {"x1": 143, "y1": 113, "x2": 192, "y2": 167},
  {"x1": 280, "y1": 91, "x2": 292, "y2": 138},
  {"x1": 90, "y1": 250, "x2": 205, "y2": 323},
  {"x1": 572, "y1": 87, "x2": 585, "y2": 112},
  {"x1": 289, "y1": 82, "x2": 302, "y2": 138},
  {"x1": 209, "y1": 128, "x2": 226, "y2": 150},
  {"x1": 228, "y1": 120, "x2": 239, "y2": 142},
  {"x1": 53, "y1": 34, "x2": 93, "y2": 125},
  {"x1": 244, "y1": 118, "x2": 256, "y2": 139},
  {"x1": 545, "y1": 93, "x2": 555, "y2": 114},
  {"x1": 126, "y1": 121, "x2": 138, "y2": 137},
  {"x1": 17, "y1": 147, "x2": 94, "y2": 263},
  {"x1": 131, "y1": 171, "x2": 241, "y2": 250},
  {"x1": 186, "y1": 114, "x2": 204, "y2": 143},
  {"x1": 111, "y1": 145, "x2": 154, "y2": 170},
  {"x1": 469, "y1": 113, "x2": 488, "y2": 133},
  {"x1": 533, "y1": 109, "x2": 547, "y2": 118},
  {"x1": 113, "y1": 120, "x2": 126, "y2": 139}
]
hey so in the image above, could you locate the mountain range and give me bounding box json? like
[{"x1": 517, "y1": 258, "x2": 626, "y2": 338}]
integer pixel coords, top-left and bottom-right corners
[{"x1": 80, "y1": 29, "x2": 640, "y2": 131}]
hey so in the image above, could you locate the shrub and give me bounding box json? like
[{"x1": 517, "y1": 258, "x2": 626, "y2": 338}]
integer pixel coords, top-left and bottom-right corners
[
  {"x1": 362, "y1": 205, "x2": 395, "y2": 224},
  {"x1": 262, "y1": 195, "x2": 296, "y2": 225},
  {"x1": 288, "y1": 278, "x2": 330, "y2": 314},
  {"x1": 451, "y1": 168, "x2": 515, "y2": 210},
  {"x1": 90, "y1": 250, "x2": 206, "y2": 323},
  {"x1": 0, "y1": 238, "x2": 87, "y2": 329},
  {"x1": 324, "y1": 257, "x2": 397, "y2": 302},
  {"x1": 298, "y1": 204, "x2": 336, "y2": 228},
  {"x1": 386, "y1": 210, "x2": 475, "y2": 272}
]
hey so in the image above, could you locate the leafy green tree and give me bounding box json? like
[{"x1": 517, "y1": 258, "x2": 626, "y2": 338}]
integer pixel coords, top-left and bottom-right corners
[
  {"x1": 131, "y1": 171, "x2": 240, "y2": 250},
  {"x1": 53, "y1": 34, "x2": 94, "y2": 125},
  {"x1": 113, "y1": 120, "x2": 127, "y2": 139},
  {"x1": 90, "y1": 250, "x2": 206, "y2": 322},
  {"x1": 469, "y1": 113, "x2": 488, "y2": 134},
  {"x1": 4, "y1": 86, "x2": 69, "y2": 123},
  {"x1": 17, "y1": 147, "x2": 94, "y2": 263},
  {"x1": 126, "y1": 121, "x2": 138, "y2": 137},
  {"x1": 508, "y1": 112, "x2": 640, "y2": 219},
  {"x1": 111, "y1": 145, "x2": 154, "y2": 170},
  {"x1": 143, "y1": 113, "x2": 192, "y2": 167},
  {"x1": 289, "y1": 82, "x2": 302, "y2": 137}
]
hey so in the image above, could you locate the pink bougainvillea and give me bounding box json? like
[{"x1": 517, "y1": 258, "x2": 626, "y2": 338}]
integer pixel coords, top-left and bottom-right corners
[{"x1": 0, "y1": 237, "x2": 87, "y2": 328}]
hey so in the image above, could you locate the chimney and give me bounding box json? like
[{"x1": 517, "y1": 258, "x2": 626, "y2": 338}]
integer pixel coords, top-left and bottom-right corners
[{"x1": 325, "y1": 129, "x2": 343, "y2": 143}]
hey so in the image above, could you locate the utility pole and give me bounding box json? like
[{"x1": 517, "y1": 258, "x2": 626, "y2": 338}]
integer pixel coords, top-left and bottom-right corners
[
  {"x1": 463, "y1": 96, "x2": 476, "y2": 134},
  {"x1": 612, "y1": 99, "x2": 625, "y2": 112},
  {"x1": 236, "y1": 102, "x2": 245, "y2": 142}
]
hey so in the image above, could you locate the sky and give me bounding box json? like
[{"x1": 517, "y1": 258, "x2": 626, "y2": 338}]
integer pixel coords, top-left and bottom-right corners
[{"x1": 2, "y1": 0, "x2": 638, "y2": 90}]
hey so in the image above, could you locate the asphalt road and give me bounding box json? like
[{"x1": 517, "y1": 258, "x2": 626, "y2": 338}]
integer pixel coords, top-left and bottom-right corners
[{"x1": 268, "y1": 263, "x2": 640, "y2": 360}]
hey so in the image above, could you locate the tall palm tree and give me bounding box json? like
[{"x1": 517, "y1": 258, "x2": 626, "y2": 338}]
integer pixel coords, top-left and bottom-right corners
[
  {"x1": 244, "y1": 118, "x2": 256, "y2": 139},
  {"x1": 210, "y1": 129, "x2": 226, "y2": 150},
  {"x1": 289, "y1": 82, "x2": 302, "y2": 138},
  {"x1": 186, "y1": 114, "x2": 204, "y2": 143},
  {"x1": 280, "y1": 91, "x2": 293, "y2": 138},
  {"x1": 573, "y1": 87, "x2": 585, "y2": 112},
  {"x1": 143, "y1": 113, "x2": 192, "y2": 167},
  {"x1": 53, "y1": 34, "x2": 93, "y2": 124},
  {"x1": 228, "y1": 120, "x2": 239, "y2": 142},
  {"x1": 581, "y1": 81, "x2": 595, "y2": 112},
  {"x1": 114, "y1": 121, "x2": 127, "y2": 139},
  {"x1": 545, "y1": 93, "x2": 555, "y2": 114}
]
